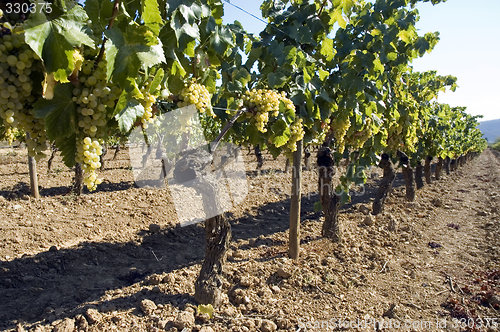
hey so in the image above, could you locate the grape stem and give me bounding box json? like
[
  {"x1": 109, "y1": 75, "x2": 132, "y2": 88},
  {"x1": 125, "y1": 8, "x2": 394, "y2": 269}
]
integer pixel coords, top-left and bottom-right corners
[
  {"x1": 95, "y1": 0, "x2": 121, "y2": 68},
  {"x1": 192, "y1": 59, "x2": 197, "y2": 78}
]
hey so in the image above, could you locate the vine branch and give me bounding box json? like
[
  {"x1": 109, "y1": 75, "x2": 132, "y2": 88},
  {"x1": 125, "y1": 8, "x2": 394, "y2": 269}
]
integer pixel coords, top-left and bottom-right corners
[
  {"x1": 209, "y1": 108, "x2": 246, "y2": 153},
  {"x1": 95, "y1": 0, "x2": 121, "y2": 68},
  {"x1": 317, "y1": 0, "x2": 329, "y2": 17}
]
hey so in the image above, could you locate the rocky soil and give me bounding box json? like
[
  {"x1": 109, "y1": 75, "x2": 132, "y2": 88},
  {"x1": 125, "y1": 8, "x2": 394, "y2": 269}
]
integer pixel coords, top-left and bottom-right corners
[{"x1": 0, "y1": 145, "x2": 499, "y2": 332}]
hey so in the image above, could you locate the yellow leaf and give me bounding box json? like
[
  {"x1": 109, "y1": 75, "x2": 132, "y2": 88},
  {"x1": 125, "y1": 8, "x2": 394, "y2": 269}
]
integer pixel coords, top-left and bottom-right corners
[
  {"x1": 398, "y1": 30, "x2": 410, "y2": 44},
  {"x1": 197, "y1": 304, "x2": 214, "y2": 319},
  {"x1": 320, "y1": 38, "x2": 335, "y2": 62},
  {"x1": 331, "y1": 8, "x2": 347, "y2": 29},
  {"x1": 318, "y1": 68, "x2": 329, "y2": 81},
  {"x1": 73, "y1": 49, "x2": 84, "y2": 72}
]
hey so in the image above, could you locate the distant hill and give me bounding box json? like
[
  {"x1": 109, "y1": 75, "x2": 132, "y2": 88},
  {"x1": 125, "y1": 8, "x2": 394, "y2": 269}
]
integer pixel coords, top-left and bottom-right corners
[{"x1": 478, "y1": 119, "x2": 500, "y2": 143}]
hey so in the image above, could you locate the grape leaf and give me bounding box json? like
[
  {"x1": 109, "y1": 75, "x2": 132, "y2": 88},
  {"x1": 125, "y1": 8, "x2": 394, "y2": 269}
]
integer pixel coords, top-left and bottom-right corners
[
  {"x1": 268, "y1": 71, "x2": 287, "y2": 88},
  {"x1": 149, "y1": 68, "x2": 165, "y2": 95},
  {"x1": 320, "y1": 37, "x2": 335, "y2": 62},
  {"x1": 105, "y1": 26, "x2": 166, "y2": 88},
  {"x1": 84, "y1": 0, "x2": 113, "y2": 36},
  {"x1": 331, "y1": 8, "x2": 346, "y2": 29},
  {"x1": 33, "y1": 83, "x2": 76, "y2": 141},
  {"x1": 55, "y1": 133, "x2": 77, "y2": 168},
  {"x1": 115, "y1": 99, "x2": 145, "y2": 133},
  {"x1": 209, "y1": 26, "x2": 234, "y2": 55},
  {"x1": 23, "y1": 3, "x2": 94, "y2": 83},
  {"x1": 271, "y1": 126, "x2": 291, "y2": 148},
  {"x1": 142, "y1": 0, "x2": 163, "y2": 35}
]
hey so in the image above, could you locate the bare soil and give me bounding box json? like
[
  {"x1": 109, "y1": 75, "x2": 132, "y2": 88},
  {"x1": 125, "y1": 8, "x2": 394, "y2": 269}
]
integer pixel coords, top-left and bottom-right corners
[{"x1": 0, "y1": 146, "x2": 499, "y2": 332}]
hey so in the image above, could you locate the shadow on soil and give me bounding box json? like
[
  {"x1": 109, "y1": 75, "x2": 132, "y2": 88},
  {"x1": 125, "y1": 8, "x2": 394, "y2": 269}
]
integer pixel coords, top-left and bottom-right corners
[
  {"x1": 0, "y1": 181, "x2": 141, "y2": 200},
  {"x1": 0, "y1": 166, "x2": 415, "y2": 330}
]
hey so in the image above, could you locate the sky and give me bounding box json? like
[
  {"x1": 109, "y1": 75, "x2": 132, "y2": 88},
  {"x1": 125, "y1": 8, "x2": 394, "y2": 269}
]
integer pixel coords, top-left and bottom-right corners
[{"x1": 221, "y1": 0, "x2": 500, "y2": 122}]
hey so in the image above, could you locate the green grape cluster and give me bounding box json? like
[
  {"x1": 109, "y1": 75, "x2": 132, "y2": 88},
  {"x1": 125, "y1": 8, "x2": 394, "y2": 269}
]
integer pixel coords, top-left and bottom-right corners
[
  {"x1": 286, "y1": 118, "x2": 305, "y2": 152},
  {"x1": 0, "y1": 126, "x2": 18, "y2": 145},
  {"x1": 346, "y1": 118, "x2": 373, "y2": 150},
  {"x1": 76, "y1": 136, "x2": 103, "y2": 191},
  {"x1": 242, "y1": 89, "x2": 295, "y2": 133},
  {"x1": 139, "y1": 82, "x2": 157, "y2": 130},
  {"x1": 330, "y1": 118, "x2": 351, "y2": 153},
  {"x1": 386, "y1": 115, "x2": 417, "y2": 152},
  {"x1": 0, "y1": 23, "x2": 46, "y2": 160},
  {"x1": 178, "y1": 80, "x2": 213, "y2": 116},
  {"x1": 72, "y1": 51, "x2": 122, "y2": 191}
]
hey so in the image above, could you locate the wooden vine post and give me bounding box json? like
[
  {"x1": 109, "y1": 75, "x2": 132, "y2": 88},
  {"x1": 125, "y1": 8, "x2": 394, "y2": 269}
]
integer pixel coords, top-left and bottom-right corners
[
  {"x1": 289, "y1": 139, "x2": 302, "y2": 260},
  {"x1": 26, "y1": 133, "x2": 39, "y2": 198}
]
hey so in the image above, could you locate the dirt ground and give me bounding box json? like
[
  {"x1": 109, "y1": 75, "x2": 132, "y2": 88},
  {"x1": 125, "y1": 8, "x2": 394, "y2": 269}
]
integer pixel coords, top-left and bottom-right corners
[{"x1": 0, "y1": 145, "x2": 499, "y2": 332}]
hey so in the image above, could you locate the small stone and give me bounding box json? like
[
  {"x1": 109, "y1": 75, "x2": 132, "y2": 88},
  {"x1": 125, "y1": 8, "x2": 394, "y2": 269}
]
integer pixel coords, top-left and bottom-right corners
[
  {"x1": 140, "y1": 299, "x2": 157, "y2": 315},
  {"x1": 276, "y1": 267, "x2": 292, "y2": 278},
  {"x1": 249, "y1": 238, "x2": 257, "y2": 247},
  {"x1": 231, "y1": 288, "x2": 248, "y2": 305},
  {"x1": 148, "y1": 274, "x2": 163, "y2": 285},
  {"x1": 239, "y1": 277, "x2": 253, "y2": 287},
  {"x1": 431, "y1": 198, "x2": 443, "y2": 207},
  {"x1": 257, "y1": 287, "x2": 272, "y2": 298},
  {"x1": 149, "y1": 223, "x2": 161, "y2": 233},
  {"x1": 162, "y1": 274, "x2": 176, "y2": 284},
  {"x1": 223, "y1": 305, "x2": 239, "y2": 317},
  {"x1": 270, "y1": 285, "x2": 280, "y2": 293},
  {"x1": 85, "y1": 308, "x2": 101, "y2": 324},
  {"x1": 12, "y1": 204, "x2": 22, "y2": 210},
  {"x1": 477, "y1": 210, "x2": 488, "y2": 216},
  {"x1": 260, "y1": 320, "x2": 277, "y2": 332},
  {"x1": 363, "y1": 215, "x2": 374, "y2": 226},
  {"x1": 157, "y1": 319, "x2": 169, "y2": 329},
  {"x1": 358, "y1": 204, "x2": 370, "y2": 215},
  {"x1": 388, "y1": 217, "x2": 397, "y2": 232},
  {"x1": 174, "y1": 310, "x2": 195, "y2": 329},
  {"x1": 199, "y1": 327, "x2": 215, "y2": 332},
  {"x1": 428, "y1": 242, "x2": 442, "y2": 249},
  {"x1": 49, "y1": 245, "x2": 58, "y2": 252},
  {"x1": 53, "y1": 318, "x2": 75, "y2": 332},
  {"x1": 196, "y1": 312, "x2": 211, "y2": 324},
  {"x1": 232, "y1": 250, "x2": 244, "y2": 259}
]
